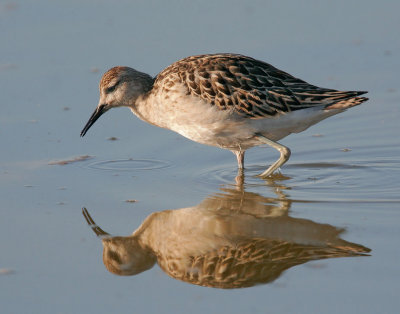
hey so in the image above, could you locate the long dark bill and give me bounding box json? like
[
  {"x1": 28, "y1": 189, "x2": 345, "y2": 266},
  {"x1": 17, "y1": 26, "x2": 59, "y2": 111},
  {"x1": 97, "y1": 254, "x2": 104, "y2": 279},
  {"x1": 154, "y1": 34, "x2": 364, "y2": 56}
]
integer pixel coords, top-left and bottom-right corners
[
  {"x1": 80, "y1": 104, "x2": 107, "y2": 137},
  {"x1": 82, "y1": 207, "x2": 110, "y2": 238}
]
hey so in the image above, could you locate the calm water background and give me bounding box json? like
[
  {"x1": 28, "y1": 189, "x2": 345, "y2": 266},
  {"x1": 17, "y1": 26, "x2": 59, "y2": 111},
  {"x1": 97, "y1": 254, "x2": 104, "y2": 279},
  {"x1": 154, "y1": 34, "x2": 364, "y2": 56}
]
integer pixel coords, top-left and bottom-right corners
[{"x1": 1, "y1": 1, "x2": 399, "y2": 313}]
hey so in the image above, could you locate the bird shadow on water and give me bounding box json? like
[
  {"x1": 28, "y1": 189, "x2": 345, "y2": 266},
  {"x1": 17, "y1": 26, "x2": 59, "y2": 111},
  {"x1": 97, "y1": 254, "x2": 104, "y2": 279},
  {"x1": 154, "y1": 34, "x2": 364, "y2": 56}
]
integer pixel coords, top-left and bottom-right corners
[{"x1": 82, "y1": 175, "x2": 370, "y2": 289}]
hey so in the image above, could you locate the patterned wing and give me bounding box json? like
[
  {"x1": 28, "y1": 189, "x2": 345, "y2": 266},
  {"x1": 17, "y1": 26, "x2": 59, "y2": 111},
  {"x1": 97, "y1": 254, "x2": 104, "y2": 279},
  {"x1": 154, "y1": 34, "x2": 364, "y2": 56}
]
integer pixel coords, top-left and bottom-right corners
[{"x1": 155, "y1": 54, "x2": 367, "y2": 118}]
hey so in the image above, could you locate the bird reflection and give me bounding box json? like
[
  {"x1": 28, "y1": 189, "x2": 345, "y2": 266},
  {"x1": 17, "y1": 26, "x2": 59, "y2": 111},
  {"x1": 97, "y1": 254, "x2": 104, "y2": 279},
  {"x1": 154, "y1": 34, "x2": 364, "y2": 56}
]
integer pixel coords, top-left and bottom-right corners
[{"x1": 82, "y1": 184, "x2": 370, "y2": 289}]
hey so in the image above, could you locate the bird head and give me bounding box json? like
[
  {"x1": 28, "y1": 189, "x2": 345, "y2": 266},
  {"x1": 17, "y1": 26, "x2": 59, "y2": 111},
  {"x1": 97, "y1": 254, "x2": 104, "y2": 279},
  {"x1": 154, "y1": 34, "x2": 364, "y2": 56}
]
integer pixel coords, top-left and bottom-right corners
[{"x1": 80, "y1": 66, "x2": 153, "y2": 137}]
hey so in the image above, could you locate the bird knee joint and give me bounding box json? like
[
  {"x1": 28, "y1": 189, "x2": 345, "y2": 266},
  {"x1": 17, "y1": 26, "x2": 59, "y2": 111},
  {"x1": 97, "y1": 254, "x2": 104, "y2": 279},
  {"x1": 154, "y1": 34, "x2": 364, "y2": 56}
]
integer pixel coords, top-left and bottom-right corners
[{"x1": 281, "y1": 147, "x2": 291, "y2": 159}]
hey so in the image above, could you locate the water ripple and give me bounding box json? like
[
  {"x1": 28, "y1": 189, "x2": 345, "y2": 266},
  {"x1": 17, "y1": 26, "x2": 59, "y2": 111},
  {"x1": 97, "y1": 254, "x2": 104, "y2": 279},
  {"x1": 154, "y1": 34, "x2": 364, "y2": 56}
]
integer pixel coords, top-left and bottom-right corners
[
  {"x1": 86, "y1": 158, "x2": 171, "y2": 172},
  {"x1": 193, "y1": 158, "x2": 400, "y2": 203}
]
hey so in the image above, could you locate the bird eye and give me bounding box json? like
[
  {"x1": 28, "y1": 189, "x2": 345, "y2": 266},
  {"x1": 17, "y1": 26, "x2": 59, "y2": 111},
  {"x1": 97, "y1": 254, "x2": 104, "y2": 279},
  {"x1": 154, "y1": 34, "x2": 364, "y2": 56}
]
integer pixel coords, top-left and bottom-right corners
[
  {"x1": 106, "y1": 86, "x2": 116, "y2": 93},
  {"x1": 105, "y1": 80, "x2": 121, "y2": 94}
]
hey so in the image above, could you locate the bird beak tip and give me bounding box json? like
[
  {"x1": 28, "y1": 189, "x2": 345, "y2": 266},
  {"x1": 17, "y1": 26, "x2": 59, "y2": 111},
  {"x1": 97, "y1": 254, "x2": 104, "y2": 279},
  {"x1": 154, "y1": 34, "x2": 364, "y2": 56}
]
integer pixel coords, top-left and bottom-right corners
[{"x1": 80, "y1": 105, "x2": 106, "y2": 137}]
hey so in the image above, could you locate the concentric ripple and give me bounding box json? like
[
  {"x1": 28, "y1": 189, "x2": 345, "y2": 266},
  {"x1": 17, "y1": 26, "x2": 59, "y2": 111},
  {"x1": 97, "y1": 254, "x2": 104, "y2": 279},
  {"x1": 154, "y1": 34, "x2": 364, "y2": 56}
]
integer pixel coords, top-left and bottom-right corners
[
  {"x1": 193, "y1": 157, "x2": 400, "y2": 203},
  {"x1": 193, "y1": 163, "x2": 291, "y2": 186},
  {"x1": 87, "y1": 158, "x2": 171, "y2": 172}
]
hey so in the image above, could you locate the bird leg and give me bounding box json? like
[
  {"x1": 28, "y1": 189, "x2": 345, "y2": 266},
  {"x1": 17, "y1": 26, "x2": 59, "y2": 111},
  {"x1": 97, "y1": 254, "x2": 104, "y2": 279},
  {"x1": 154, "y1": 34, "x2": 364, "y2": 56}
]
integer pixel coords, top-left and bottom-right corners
[
  {"x1": 255, "y1": 134, "x2": 291, "y2": 178},
  {"x1": 233, "y1": 150, "x2": 245, "y2": 182},
  {"x1": 233, "y1": 150, "x2": 245, "y2": 169}
]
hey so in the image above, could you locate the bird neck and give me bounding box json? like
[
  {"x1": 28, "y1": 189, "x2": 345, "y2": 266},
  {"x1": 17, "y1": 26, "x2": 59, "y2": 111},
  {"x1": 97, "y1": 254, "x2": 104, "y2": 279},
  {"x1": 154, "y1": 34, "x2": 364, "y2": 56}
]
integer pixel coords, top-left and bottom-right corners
[{"x1": 130, "y1": 92, "x2": 165, "y2": 128}]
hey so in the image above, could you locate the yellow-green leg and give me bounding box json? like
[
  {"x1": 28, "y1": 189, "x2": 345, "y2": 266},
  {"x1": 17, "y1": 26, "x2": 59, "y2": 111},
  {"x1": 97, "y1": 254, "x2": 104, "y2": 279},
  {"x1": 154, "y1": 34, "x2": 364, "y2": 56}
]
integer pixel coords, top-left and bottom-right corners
[{"x1": 256, "y1": 134, "x2": 291, "y2": 178}]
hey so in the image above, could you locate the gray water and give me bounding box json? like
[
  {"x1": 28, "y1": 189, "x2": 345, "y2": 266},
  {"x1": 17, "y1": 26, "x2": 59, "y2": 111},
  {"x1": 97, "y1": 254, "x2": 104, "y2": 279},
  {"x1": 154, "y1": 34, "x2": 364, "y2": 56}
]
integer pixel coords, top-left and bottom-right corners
[{"x1": 1, "y1": 1, "x2": 400, "y2": 313}]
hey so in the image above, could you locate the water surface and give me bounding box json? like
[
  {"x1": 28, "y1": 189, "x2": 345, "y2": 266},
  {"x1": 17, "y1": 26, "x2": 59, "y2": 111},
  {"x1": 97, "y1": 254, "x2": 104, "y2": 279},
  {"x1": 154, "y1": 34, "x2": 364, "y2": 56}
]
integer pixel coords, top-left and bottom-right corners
[{"x1": 1, "y1": 1, "x2": 399, "y2": 313}]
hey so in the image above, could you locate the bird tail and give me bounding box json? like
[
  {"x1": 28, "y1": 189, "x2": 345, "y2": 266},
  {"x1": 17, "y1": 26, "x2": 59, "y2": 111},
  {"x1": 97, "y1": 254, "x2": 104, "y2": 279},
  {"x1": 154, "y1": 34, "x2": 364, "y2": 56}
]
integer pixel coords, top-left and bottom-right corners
[{"x1": 324, "y1": 91, "x2": 368, "y2": 110}]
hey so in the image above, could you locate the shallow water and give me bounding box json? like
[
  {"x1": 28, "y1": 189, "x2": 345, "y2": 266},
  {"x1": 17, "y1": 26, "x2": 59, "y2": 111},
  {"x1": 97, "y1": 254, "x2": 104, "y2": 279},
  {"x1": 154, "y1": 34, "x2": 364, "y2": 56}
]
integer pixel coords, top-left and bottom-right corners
[{"x1": 1, "y1": 1, "x2": 400, "y2": 313}]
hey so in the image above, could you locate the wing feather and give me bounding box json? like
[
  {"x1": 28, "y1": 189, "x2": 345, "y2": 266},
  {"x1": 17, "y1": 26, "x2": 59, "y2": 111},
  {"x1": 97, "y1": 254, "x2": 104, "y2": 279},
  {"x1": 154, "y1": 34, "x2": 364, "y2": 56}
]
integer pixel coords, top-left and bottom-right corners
[{"x1": 154, "y1": 54, "x2": 368, "y2": 118}]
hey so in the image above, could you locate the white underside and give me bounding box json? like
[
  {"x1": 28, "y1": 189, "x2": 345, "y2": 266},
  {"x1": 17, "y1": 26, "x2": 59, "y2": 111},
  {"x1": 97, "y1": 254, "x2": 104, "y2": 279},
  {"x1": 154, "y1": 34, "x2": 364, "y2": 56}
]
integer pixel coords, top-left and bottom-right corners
[
  {"x1": 134, "y1": 85, "x2": 345, "y2": 152},
  {"x1": 162, "y1": 104, "x2": 343, "y2": 151}
]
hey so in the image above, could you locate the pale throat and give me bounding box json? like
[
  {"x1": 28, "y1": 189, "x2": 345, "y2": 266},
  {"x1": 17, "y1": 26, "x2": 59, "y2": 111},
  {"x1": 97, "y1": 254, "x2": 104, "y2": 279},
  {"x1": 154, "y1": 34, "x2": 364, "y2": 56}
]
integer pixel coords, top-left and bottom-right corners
[{"x1": 128, "y1": 93, "x2": 163, "y2": 127}]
